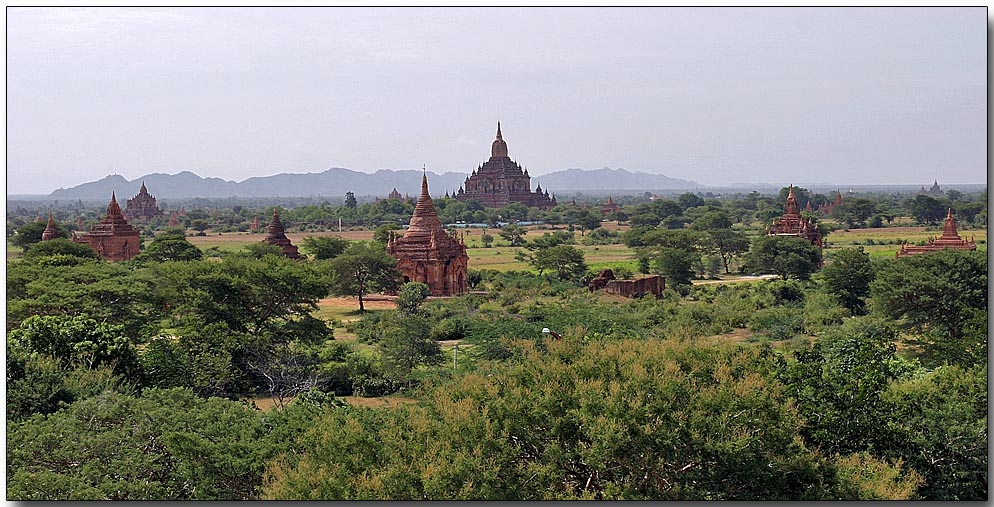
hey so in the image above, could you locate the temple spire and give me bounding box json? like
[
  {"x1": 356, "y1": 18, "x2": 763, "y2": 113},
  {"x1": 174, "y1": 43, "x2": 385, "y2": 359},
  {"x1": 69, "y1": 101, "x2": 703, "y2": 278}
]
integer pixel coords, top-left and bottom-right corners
[
  {"x1": 421, "y1": 167, "x2": 430, "y2": 201},
  {"x1": 496, "y1": 121, "x2": 502, "y2": 140}
]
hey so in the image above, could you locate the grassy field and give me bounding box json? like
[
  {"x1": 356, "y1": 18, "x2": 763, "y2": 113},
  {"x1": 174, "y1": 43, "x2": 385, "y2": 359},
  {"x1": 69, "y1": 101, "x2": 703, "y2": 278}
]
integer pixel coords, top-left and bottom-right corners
[
  {"x1": 185, "y1": 224, "x2": 640, "y2": 273},
  {"x1": 824, "y1": 226, "x2": 987, "y2": 260}
]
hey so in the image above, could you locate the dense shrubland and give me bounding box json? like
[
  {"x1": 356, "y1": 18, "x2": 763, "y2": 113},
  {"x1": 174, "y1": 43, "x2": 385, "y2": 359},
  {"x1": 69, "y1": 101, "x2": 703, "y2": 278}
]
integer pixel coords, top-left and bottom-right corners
[{"x1": 5, "y1": 189, "x2": 988, "y2": 500}]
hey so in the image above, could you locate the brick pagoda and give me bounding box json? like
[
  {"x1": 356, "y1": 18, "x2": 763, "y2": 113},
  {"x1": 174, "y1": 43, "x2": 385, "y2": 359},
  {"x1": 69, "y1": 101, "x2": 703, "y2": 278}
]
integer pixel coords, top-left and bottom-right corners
[
  {"x1": 122, "y1": 182, "x2": 164, "y2": 223},
  {"x1": 455, "y1": 123, "x2": 557, "y2": 209},
  {"x1": 387, "y1": 172, "x2": 469, "y2": 296},
  {"x1": 766, "y1": 185, "x2": 823, "y2": 247},
  {"x1": 601, "y1": 196, "x2": 621, "y2": 216},
  {"x1": 72, "y1": 192, "x2": 141, "y2": 261},
  {"x1": 896, "y1": 208, "x2": 976, "y2": 258},
  {"x1": 41, "y1": 213, "x2": 61, "y2": 241},
  {"x1": 261, "y1": 208, "x2": 301, "y2": 259}
]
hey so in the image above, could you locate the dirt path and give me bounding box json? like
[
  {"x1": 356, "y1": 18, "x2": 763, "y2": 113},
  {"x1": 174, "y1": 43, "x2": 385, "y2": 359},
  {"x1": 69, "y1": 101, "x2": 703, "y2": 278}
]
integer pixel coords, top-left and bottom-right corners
[{"x1": 692, "y1": 274, "x2": 778, "y2": 285}]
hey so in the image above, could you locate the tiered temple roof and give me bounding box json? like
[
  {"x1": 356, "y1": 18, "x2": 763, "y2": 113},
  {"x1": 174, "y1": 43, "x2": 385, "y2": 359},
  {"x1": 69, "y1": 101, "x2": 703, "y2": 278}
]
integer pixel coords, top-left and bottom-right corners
[
  {"x1": 387, "y1": 172, "x2": 469, "y2": 296},
  {"x1": 455, "y1": 123, "x2": 557, "y2": 210},
  {"x1": 122, "y1": 182, "x2": 164, "y2": 223},
  {"x1": 896, "y1": 208, "x2": 976, "y2": 258},
  {"x1": 766, "y1": 185, "x2": 823, "y2": 247},
  {"x1": 262, "y1": 208, "x2": 301, "y2": 259},
  {"x1": 72, "y1": 192, "x2": 141, "y2": 261}
]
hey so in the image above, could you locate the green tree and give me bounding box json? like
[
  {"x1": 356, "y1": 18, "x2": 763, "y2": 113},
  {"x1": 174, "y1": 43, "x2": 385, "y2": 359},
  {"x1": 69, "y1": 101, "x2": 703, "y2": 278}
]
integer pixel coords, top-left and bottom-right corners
[
  {"x1": 7, "y1": 388, "x2": 337, "y2": 500},
  {"x1": 690, "y1": 210, "x2": 733, "y2": 231},
  {"x1": 328, "y1": 241, "x2": 400, "y2": 312},
  {"x1": 884, "y1": 364, "x2": 987, "y2": 500},
  {"x1": 820, "y1": 247, "x2": 873, "y2": 314},
  {"x1": 12, "y1": 221, "x2": 61, "y2": 251},
  {"x1": 345, "y1": 191, "x2": 358, "y2": 209},
  {"x1": 908, "y1": 195, "x2": 946, "y2": 225},
  {"x1": 134, "y1": 232, "x2": 203, "y2": 263},
  {"x1": 263, "y1": 338, "x2": 886, "y2": 500},
  {"x1": 703, "y1": 229, "x2": 749, "y2": 274},
  {"x1": 780, "y1": 317, "x2": 901, "y2": 457},
  {"x1": 830, "y1": 198, "x2": 877, "y2": 229},
  {"x1": 745, "y1": 236, "x2": 822, "y2": 280},
  {"x1": 8, "y1": 315, "x2": 138, "y2": 375},
  {"x1": 23, "y1": 238, "x2": 100, "y2": 262},
  {"x1": 373, "y1": 223, "x2": 400, "y2": 243},
  {"x1": 242, "y1": 242, "x2": 285, "y2": 259},
  {"x1": 395, "y1": 281, "x2": 431, "y2": 314},
  {"x1": 516, "y1": 244, "x2": 588, "y2": 282},
  {"x1": 870, "y1": 250, "x2": 987, "y2": 367},
  {"x1": 480, "y1": 233, "x2": 494, "y2": 248},
  {"x1": 301, "y1": 235, "x2": 349, "y2": 260},
  {"x1": 650, "y1": 247, "x2": 694, "y2": 287},
  {"x1": 6, "y1": 261, "x2": 162, "y2": 339},
  {"x1": 498, "y1": 224, "x2": 527, "y2": 246},
  {"x1": 380, "y1": 313, "x2": 440, "y2": 386}
]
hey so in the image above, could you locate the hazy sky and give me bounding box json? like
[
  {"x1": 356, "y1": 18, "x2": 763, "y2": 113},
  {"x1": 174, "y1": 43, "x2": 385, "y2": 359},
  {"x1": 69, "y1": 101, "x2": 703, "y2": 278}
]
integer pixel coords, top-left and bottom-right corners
[{"x1": 6, "y1": 7, "x2": 987, "y2": 194}]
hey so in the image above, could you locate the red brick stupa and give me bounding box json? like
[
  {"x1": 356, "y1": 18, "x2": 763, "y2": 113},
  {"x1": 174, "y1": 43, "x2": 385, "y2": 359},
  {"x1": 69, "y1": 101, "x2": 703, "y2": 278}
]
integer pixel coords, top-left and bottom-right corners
[
  {"x1": 41, "y1": 213, "x2": 61, "y2": 241},
  {"x1": 896, "y1": 208, "x2": 976, "y2": 258},
  {"x1": 72, "y1": 192, "x2": 141, "y2": 261},
  {"x1": 387, "y1": 171, "x2": 469, "y2": 296},
  {"x1": 766, "y1": 185, "x2": 823, "y2": 247},
  {"x1": 261, "y1": 208, "x2": 301, "y2": 259}
]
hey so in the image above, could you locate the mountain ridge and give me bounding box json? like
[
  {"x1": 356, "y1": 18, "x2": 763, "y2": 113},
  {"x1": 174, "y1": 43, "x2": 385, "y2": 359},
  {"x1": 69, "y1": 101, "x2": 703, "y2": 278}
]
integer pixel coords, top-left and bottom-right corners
[{"x1": 46, "y1": 167, "x2": 703, "y2": 200}]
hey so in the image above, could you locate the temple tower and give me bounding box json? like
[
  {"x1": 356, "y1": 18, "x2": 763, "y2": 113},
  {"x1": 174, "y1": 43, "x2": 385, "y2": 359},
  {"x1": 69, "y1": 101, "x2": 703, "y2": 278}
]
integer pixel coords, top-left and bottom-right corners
[
  {"x1": 123, "y1": 182, "x2": 164, "y2": 223},
  {"x1": 387, "y1": 171, "x2": 469, "y2": 296},
  {"x1": 261, "y1": 208, "x2": 301, "y2": 259},
  {"x1": 767, "y1": 185, "x2": 823, "y2": 247},
  {"x1": 455, "y1": 123, "x2": 557, "y2": 209},
  {"x1": 41, "y1": 213, "x2": 61, "y2": 241},
  {"x1": 71, "y1": 192, "x2": 141, "y2": 261}
]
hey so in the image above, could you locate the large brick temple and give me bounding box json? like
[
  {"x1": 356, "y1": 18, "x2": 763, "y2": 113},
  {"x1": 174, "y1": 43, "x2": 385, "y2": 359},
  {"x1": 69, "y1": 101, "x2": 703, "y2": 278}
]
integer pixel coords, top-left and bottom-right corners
[
  {"x1": 766, "y1": 185, "x2": 823, "y2": 247},
  {"x1": 387, "y1": 172, "x2": 469, "y2": 296},
  {"x1": 72, "y1": 192, "x2": 141, "y2": 261},
  {"x1": 122, "y1": 182, "x2": 164, "y2": 223},
  {"x1": 454, "y1": 123, "x2": 557, "y2": 209},
  {"x1": 896, "y1": 208, "x2": 976, "y2": 258}
]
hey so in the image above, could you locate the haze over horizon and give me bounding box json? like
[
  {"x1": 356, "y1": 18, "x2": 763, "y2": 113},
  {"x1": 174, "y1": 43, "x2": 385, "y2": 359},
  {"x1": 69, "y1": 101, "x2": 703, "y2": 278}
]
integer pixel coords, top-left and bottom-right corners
[{"x1": 7, "y1": 7, "x2": 987, "y2": 195}]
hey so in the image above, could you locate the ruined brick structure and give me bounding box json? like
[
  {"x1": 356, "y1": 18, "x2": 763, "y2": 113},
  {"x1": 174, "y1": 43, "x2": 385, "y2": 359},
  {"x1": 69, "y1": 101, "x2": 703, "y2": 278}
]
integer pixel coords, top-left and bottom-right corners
[
  {"x1": 455, "y1": 123, "x2": 557, "y2": 209},
  {"x1": 606, "y1": 276, "x2": 665, "y2": 298},
  {"x1": 818, "y1": 190, "x2": 843, "y2": 215},
  {"x1": 387, "y1": 188, "x2": 405, "y2": 201},
  {"x1": 72, "y1": 193, "x2": 141, "y2": 261},
  {"x1": 261, "y1": 208, "x2": 301, "y2": 259},
  {"x1": 767, "y1": 185, "x2": 823, "y2": 248},
  {"x1": 41, "y1": 213, "x2": 61, "y2": 241},
  {"x1": 122, "y1": 182, "x2": 164, "y2": 223},
  {"x1": 588, "y1": 269, "x2": 665, "y2": 298},
  {"x1": 896, "y1": 208, "x2": 976, "y2": 258},
  {"x1": 251, "y1": 215, "x2": 261, "y2": 231},
  {"x1": 387, "y1": 173, "x2": 469, "y2": 296}
]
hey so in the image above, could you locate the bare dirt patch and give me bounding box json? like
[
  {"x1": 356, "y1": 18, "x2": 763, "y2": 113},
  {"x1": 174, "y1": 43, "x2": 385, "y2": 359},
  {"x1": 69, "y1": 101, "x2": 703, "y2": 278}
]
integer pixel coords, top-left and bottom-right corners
[{"x1": 317, "y1": 296, "x2": 397, "y2": 311}]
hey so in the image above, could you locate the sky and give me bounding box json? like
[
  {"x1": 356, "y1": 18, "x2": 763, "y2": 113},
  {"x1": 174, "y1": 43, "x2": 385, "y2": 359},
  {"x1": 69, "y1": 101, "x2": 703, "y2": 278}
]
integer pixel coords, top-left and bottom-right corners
[{"x1": 6, "y1": 7, "x2": 988, "y2": 194}]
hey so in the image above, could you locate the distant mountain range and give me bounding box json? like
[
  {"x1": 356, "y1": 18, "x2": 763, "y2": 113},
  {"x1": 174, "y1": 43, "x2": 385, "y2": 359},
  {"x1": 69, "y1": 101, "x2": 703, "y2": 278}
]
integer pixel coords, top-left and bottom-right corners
[{"x1": 46, "y1": 168, "x2": 702, "y2": 200}]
